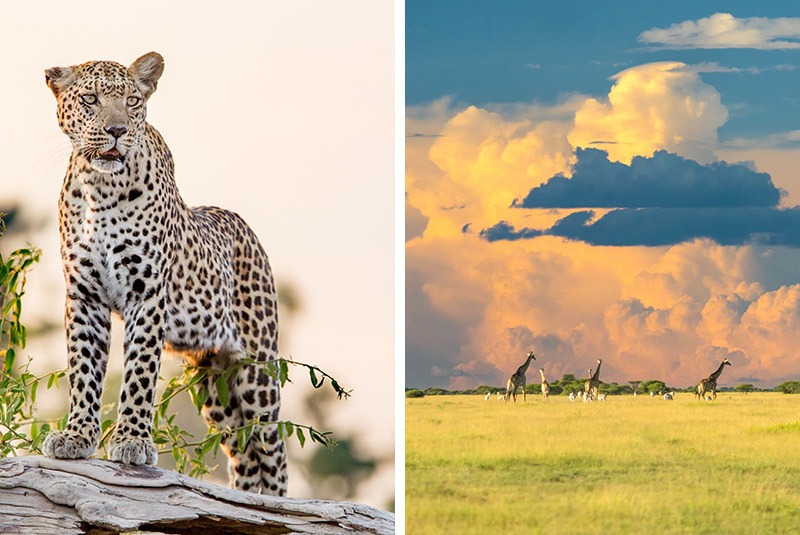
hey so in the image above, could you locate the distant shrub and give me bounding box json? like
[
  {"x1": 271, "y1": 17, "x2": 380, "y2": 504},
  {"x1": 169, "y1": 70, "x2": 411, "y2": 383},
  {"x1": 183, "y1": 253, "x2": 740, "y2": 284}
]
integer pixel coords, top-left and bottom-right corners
[
  {"x1": 639, "y1": 380, "x2": 667, "y2": 394},
  {"x1": 524, "y1": 384, "x2": 541, "y2": 395},
  {"x1": 775, "y1": 381, "x2": 800, "y2": 394},
  {"x1": 474, "y1": 385, "x2": 496, "y2": 395},
  {"x1": 602, "y1": 383, "x2": 633, "y2": 396},
  {"x1": 406, "y1": 389, "x2": 425, "y2": 398}
]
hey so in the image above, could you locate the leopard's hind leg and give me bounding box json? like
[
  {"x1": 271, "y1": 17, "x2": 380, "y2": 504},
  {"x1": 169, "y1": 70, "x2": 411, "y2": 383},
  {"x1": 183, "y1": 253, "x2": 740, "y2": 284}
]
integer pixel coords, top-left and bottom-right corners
[{"x1": 197, "y1": 351, "x2": 286, "y2": 495}]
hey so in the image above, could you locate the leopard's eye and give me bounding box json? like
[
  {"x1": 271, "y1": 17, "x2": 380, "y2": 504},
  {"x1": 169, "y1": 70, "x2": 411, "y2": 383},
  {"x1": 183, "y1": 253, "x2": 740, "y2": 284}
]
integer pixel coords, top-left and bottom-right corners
[
  {"x1": 80, "y1": 94, "x2": 98, "y2": 105},
  {"x1": 126, "y1": 96, "x2": 142, "y2": 108}
]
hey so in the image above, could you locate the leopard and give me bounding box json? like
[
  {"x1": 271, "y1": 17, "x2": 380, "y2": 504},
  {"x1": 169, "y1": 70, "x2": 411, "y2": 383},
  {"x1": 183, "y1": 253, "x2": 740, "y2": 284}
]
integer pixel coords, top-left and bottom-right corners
[{"x1": 40, "y1": 52, "x2": 287, "y2": 496}]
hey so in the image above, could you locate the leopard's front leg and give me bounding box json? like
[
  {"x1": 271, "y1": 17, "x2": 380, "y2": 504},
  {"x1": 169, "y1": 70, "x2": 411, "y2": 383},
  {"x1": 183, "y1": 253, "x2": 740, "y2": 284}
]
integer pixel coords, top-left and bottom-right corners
[
  {"x1": 43, "y1": 295, "x2": 111, "y2": 460},
  {"x1": 108, "y1": 284, "x2": 167, "y2": 466}
]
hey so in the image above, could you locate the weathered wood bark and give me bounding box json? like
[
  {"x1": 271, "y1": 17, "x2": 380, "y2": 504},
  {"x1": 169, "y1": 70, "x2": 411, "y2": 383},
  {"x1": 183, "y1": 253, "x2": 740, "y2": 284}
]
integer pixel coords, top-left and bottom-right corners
[{"x1": 0, "y1": 456, "x2": 394, "y2": 534}]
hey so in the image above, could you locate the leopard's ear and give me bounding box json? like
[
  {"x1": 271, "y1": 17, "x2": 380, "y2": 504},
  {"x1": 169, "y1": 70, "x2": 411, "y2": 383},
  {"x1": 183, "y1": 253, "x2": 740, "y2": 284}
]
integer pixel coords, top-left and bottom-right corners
[
  {"x1": 130, "y1": 52, "x2": 164, "y2": 100},
  {"x1": 45, "y1": 66, "x2": 75, "y2": 98}
]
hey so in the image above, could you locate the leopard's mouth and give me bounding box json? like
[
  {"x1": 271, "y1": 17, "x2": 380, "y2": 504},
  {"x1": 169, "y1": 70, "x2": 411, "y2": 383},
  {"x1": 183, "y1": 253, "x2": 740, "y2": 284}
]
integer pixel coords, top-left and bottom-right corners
[
  {"x1": 89, "y1": 146, "x2": 126, "y2": 173},
  {"x1": 97, "y1": 148, "x2": 123, "y2": 162}
]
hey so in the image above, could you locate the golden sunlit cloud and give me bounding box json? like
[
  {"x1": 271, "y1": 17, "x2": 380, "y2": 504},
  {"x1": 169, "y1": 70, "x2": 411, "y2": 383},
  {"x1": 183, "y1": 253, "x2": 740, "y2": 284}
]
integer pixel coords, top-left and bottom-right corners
[{"x1": 568, "y1": 62, "x2": 727, "y2": 164}]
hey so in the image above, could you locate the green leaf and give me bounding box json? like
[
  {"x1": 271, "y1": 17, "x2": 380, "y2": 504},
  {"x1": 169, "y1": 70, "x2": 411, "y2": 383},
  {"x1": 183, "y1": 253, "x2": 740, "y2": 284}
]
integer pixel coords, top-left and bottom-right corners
[
  {"x1": 237, "y1": 428, "x2": 247, "y2": 450},
  {"x1": 201, "y1": 435, "x2": 216, "y2": 456},
  {"x1": 10, "y1": 324, "x2": 23, "y2": 348},
  {"x1": 4, "y1": 348, "x2": 15, "y2": 374},
  {"x1": 279, "y1": 359, "x2": 289, "y2": 385},
  {"x1": 296, "y1": 427, "x2": 306, "y2": 448},
  {"x1": 211, "y1": 433, "x2": 222, "y2": 456},
  {"x1": 188, "y1": 368, "x2": 207, "y2": 387},
  {"x1": 2, "y1": 294, "x2": 16, "y2": 316},
  {"x1": 30, "y1": 380, "x2": 38, "y2": 404},
  {"x1": 309, "y1": 367, "x2": 324, "y2": 388},
  {"x1": 189, "y1": 384, "x2": 210, "y2": 413},
  {"x1": 215, "y1": 375, "x2": 229, "y2": 407},
  {"x1": 264, "y1": 361, "x2": 278, "y2": 381}
]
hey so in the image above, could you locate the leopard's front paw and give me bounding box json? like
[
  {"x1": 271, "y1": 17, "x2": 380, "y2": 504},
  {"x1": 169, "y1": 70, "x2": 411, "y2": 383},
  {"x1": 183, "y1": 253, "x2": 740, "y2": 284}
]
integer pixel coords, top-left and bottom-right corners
[
  {"x1": 42, "y1": 429, "x2": 97, "y2": 460},
  {"x1": 108, "y1": 436, "x2": 157, "y2": 465}
]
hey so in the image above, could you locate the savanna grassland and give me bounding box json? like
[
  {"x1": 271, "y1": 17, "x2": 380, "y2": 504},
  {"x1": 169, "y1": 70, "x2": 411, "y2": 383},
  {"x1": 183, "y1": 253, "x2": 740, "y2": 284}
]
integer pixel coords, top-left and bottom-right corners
[{"x1": 406, "y1": 393, "x2": 800, "y2": 534}]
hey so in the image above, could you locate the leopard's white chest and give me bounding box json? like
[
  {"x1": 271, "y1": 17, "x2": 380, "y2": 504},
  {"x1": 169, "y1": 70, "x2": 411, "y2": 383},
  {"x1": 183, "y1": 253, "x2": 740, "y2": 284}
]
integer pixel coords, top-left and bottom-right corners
[{"x1": 62, "y1": 175, "x2": 158, "y2": 313}]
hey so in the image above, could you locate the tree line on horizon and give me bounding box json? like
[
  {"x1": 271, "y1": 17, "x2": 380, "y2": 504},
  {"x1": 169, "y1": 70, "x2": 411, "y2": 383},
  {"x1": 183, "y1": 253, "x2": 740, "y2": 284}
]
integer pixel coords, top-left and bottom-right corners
[{"x1": 406, "y1": 374, "x2": 800, "y2": 398}]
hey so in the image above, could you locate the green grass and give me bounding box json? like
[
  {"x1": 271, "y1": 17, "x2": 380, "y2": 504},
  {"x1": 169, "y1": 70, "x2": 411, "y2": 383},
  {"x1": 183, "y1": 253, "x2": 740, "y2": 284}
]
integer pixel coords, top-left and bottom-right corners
[{"x1": 406, "y1": 393, "x2": 800, "y2": 534}]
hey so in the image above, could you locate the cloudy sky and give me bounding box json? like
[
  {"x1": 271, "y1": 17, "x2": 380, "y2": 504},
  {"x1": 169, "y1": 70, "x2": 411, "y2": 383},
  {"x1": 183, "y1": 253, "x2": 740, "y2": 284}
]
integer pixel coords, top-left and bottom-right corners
[
  {"x1": 406, "y1": 2, "x2": 800, "y2": 391},
  {"x1": 0, "y1": 1, "x2": 393, "y2": 506}
]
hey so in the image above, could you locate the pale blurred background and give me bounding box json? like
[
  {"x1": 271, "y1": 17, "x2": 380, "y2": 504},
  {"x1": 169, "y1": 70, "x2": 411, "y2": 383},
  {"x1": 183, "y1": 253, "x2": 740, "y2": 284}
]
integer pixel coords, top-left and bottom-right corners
[{"x1": 0, "y1": 1, "x2": 394, "y2": 510}]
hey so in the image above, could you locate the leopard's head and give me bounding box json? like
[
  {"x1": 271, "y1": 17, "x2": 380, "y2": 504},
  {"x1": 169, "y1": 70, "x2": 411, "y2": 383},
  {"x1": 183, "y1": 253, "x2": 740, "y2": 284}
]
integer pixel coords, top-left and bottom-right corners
[{"x1": 45, "y1": 52, "x2": 164, "y2": 174}]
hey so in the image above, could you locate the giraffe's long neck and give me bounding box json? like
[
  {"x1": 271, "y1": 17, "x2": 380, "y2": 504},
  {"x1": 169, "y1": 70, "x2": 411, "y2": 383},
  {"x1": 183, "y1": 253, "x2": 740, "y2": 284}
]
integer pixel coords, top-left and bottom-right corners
[
  {"x1": 517, "y1": 355, "x2": 533, "y2": 376},
  {"x1": 539, "y1": 369, "x2": 547, "y2": 382},
  {"x1": 709, "y1": 361, "x2": 727, "y2": 381},
  {"x1": 591, "y1": 361, "x2": 602, "y2": 381}
]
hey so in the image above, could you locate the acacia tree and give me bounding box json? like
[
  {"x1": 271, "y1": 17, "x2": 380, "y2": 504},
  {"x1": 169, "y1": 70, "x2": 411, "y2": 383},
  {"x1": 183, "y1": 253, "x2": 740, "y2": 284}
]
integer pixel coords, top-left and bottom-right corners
[{"x1": 639, "y1": 380, "x2": 667, "y2": 394}]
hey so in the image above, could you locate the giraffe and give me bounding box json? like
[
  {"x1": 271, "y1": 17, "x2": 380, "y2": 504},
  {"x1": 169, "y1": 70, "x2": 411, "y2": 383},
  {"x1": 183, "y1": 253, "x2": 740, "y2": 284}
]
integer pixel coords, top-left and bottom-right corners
[
  {"x1": 506, "y1": 351, "x2": 535, "y2": 402},
  {"x1": 582, "y1": 369, "x2": 593, "y2": 402},
  {"x1": 695, "y1": 358, "x2": 731, "y2": 401},
  {"x1": 539, "y1": 368, "x2": 550, "y2": 401},
  {"x1": 584, "y1": 359, "x2": 602, "y2": 401}
]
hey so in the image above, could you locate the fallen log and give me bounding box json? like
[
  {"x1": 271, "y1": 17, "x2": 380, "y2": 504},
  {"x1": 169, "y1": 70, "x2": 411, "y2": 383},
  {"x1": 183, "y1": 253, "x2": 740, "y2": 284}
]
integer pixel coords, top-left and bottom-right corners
[{"x1": 0, "y1": 456, "x2": 394, "y2": 534}]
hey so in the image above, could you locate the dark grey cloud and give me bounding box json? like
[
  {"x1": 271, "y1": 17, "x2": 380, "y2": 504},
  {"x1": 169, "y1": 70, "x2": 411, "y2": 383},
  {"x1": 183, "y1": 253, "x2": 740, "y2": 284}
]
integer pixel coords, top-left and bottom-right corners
[
  {"x1": 482, "y1": 207, "x2": 800, "y2": 247},
  {"x1": 479, "y1": 221, "x2": 543, "y2": 242},
  {"x1": 406, "y1": 133, "x2": 444, "y2": 138},
  {"x1": 479, "y1": 148, "x2": 799, "y2": 247},
  {"x1": 515, "y1": 148, "x2": 782, "y2": 209},
  {"x1": 555, "y1": 207, "x2": 800, "y2": 246}
]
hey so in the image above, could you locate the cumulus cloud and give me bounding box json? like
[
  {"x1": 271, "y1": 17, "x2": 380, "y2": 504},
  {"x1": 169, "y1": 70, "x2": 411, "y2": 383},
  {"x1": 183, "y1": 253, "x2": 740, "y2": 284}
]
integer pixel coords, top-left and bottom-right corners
[
  {"x1": 733, "y1": 285, "x2": 800, "y2": 370},
  {"x1": 406, "y1": 99, "x2": 576, "y2": 240},
  {"x1": 517, "y1": 148, "x2": 782, "y2": 209},
  {"x1": 597, "y1": 241, "x2": 800, "y2": 386},
  {"x1": 568, "y1": 62, "x2": 727, "y2": 164},
  {"x1": 638, "y1": 13, "x2": 800, "y2": 50}
]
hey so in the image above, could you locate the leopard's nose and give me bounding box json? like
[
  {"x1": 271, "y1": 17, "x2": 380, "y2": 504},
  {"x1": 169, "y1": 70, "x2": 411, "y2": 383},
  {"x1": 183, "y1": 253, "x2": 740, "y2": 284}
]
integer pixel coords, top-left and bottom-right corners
[{"x1": 105, "y1": 125, "x2": 128, "y2": 139}]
